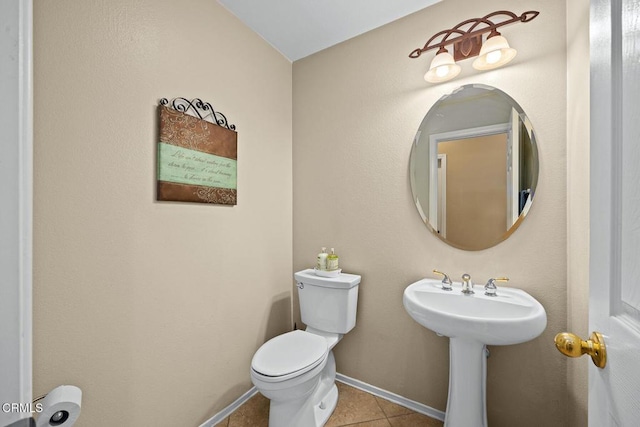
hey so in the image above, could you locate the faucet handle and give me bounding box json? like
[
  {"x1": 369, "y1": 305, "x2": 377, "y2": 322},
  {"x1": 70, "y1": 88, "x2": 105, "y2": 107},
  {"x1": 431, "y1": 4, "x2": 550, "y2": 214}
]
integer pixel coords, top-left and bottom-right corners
[
  {"x1": 433, "y1": 269, "x2": 453, "y2": 291},
  {"x1": 484, "y1": 277, "x2": 509, "y2": 297}
]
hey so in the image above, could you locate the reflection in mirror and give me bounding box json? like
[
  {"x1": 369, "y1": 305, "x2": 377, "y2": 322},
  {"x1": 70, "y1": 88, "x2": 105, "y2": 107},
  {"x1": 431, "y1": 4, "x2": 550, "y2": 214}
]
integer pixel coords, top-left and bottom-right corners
[{"x1": 410, "y1": 84, "x2": 538, "y2": 250}]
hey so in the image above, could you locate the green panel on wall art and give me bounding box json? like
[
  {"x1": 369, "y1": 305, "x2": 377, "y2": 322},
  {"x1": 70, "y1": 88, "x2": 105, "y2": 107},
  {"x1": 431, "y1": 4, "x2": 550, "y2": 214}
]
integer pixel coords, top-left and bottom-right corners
[{"x1": 157, "y1": 142, "x2": 237, "y2": 189}]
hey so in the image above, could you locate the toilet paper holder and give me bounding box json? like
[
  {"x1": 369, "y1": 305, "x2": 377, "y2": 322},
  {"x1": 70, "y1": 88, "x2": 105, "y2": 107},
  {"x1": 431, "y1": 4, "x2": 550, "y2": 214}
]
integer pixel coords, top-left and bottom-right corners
[{"x1": 32, "y1": 385, "x2": 82, "y2": 427}]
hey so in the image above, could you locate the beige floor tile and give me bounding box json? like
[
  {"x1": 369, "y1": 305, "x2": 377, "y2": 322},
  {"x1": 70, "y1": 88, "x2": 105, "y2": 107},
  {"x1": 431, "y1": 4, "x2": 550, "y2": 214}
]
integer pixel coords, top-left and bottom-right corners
[
  {"x1": 342, "y1": 419, "x2": 392, "y2": 427},
  {"x1": 387, "y1": 412, "x2": 444, "y2": 427},
  {"x1": 325, "y1": 383, "x2": 387, "y2": 427},
  {"x1": 373, "y1": 397, "x2": 414, "y2": 418},
  {"x1": 228, "y1": 393, "x2": 270, "y2": 427},
  {"x1": 219, "y1": 383, "x2": 442, "y2": 427}
]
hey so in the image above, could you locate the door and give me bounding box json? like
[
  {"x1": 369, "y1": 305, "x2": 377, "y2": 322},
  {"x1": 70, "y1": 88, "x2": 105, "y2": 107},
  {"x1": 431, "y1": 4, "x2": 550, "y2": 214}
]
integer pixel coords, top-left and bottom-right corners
[{"x1": 589, "y1": 0, "x2": 640, "y2": 424}]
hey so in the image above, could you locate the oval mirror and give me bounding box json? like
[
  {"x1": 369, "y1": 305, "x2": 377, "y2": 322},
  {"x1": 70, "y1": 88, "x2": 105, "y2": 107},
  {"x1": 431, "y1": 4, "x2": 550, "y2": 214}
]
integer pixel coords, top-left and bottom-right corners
[{"x1": 409, "y1": 84, "x2": 539, "y2": 250}]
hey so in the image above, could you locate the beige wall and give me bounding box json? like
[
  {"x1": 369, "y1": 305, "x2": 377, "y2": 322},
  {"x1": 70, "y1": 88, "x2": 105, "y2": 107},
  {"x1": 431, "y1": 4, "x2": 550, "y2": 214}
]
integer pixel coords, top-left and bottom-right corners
[
  {"x1": 566, "y1": 0, "x2": 590, "y2": 424},
  {"x1": 293, "y1": 0, "x2": 568, "y2": 425},
  {"x1": 33, "y1": 1, "x2": 292, "y2": 426}
]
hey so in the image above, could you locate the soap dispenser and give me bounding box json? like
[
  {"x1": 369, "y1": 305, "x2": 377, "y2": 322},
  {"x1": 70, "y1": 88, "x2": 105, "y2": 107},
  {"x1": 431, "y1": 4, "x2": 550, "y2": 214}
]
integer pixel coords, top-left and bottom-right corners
[
  {"x1": 316, "y1": 247, "x2": 328, "y2": 271},
  {"x1": 327, "y1": 248, "x2": 339, "y2": 271}
]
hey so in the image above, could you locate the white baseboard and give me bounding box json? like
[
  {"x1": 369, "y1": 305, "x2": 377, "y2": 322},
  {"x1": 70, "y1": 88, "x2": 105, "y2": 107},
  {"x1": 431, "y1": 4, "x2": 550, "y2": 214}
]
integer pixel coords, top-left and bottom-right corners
[
  {"x1": 336, "y1": 373, "x2": 445, "y2": 422},
  {"x1": 199, "y1": 386, "x2": 258, "y2": 427},
  {"x1": 199, "y1": 373, "x2": 445, "y2": 426}
]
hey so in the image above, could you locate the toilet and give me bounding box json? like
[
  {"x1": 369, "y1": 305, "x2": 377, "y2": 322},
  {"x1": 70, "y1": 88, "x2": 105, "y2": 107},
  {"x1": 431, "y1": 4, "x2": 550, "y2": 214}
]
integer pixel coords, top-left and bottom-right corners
[{"x1": 250, "y1": 269, "x2": 361, "y2": 427}]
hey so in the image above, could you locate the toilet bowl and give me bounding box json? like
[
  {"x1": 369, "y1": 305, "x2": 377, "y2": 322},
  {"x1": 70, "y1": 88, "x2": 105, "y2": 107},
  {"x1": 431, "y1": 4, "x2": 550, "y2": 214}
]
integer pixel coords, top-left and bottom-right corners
[
  {"x1": 250, "y1": 269, "x2": 361, "y2": 427},
  {"x1": 251, "y1": 330, "x2": 338, "y2": 426}
]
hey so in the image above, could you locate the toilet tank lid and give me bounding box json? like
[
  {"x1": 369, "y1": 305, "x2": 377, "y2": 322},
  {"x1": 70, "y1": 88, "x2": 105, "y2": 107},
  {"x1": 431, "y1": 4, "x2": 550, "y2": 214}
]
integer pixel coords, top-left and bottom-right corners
[{"x1": 295, "y1": 269, "x2": 361, "y2": 289}]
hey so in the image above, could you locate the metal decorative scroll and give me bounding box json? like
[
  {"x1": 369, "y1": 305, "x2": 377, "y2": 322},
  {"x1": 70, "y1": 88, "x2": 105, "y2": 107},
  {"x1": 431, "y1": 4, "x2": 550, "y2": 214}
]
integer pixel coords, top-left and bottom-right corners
[
  {"x1": 159, "y1": 97, "x2": 236, "y2": 130},
  {"x1": 157, "y1": 97, "x2": 238, "y2": 205}
]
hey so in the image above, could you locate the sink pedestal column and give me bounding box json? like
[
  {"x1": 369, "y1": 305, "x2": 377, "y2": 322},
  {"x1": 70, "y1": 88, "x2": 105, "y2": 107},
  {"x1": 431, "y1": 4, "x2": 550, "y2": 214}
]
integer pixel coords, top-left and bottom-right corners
[{"x1": 445, "y1": 338, "x2": 488, "y2": 427}]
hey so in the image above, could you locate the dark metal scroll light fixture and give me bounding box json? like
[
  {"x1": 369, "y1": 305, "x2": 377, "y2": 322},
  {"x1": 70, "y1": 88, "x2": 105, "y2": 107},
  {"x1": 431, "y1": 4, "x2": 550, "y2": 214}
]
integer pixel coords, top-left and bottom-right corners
[{"x1": 409, "y1": 10, "x2": 539, "y2": 83}]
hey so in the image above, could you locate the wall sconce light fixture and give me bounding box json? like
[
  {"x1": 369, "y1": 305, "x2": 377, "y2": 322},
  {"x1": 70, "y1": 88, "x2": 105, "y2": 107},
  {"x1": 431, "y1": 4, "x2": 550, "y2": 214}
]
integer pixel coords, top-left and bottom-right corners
[{"x1": 409, "y1": 10, "x2": 539, "y2": 83}]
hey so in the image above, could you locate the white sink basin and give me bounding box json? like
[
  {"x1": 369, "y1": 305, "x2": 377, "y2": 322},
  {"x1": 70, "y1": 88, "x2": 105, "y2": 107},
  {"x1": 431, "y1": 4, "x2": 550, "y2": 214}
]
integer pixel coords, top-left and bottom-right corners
[{"x1": 403, "y1": 278, "x2": 547, "y2": 345}]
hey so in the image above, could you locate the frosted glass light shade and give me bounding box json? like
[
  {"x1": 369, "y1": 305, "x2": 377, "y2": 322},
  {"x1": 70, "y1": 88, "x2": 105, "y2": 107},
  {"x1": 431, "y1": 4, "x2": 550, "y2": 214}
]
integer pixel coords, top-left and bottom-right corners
[
  {"x1": 472, "y1": 35, "x2": 517, "y2": 70},
  {"x1": 424, "y1": 51, "x2": 461, "y2": 83}
]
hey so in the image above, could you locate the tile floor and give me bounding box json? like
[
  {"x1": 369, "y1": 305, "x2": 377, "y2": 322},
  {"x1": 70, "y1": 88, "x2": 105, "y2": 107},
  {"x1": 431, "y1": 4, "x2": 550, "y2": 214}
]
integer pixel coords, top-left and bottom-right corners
[{"x1": 214, "y1": 381, "x2": 443, "y2": 427}]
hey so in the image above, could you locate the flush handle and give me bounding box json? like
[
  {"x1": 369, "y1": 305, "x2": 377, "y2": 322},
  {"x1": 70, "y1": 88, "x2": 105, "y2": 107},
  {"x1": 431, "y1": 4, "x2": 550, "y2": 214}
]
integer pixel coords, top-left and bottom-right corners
[{"x1": 554, "y1": 331, "x2": 607, "y2": 368}]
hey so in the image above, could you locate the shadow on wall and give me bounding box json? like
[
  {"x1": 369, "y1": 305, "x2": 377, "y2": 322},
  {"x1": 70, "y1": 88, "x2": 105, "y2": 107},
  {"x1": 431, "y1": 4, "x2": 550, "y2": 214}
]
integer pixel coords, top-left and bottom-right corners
[
  {"x1": 262, "y1": 292, "x2": 293, "y2": 343},
  {"x1": 196, "y1": 292, "x2": 291, "y2": 424}
]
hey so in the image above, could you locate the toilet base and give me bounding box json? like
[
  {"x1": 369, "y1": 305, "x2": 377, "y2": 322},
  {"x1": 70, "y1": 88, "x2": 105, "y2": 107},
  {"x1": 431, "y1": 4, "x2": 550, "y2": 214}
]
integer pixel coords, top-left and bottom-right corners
[
  {"x1": 267, "y1": 351, "x2": 338, "y2": 427},
  {"x1": 313, "y1": 383, "x2": 338, "y2": 426}
]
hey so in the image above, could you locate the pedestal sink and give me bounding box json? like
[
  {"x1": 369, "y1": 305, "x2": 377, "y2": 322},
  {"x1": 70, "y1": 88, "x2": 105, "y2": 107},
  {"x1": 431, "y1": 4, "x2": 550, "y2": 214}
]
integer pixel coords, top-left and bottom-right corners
[{"x1": 403, "y1": 278, "x2": 546, "y2": 427}]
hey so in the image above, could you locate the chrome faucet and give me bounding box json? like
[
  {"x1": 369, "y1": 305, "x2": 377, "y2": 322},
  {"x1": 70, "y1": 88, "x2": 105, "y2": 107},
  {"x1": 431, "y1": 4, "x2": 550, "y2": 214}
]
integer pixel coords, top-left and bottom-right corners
[
  {"x1": 433, "y1": 269, "x2": 453, "y2": 291},
  {"x1": 484, "y1": 277, "x2": 509, "y2": 297},
  {"x1": 461, "y1": 273, "x2": 474, "y2": 295}
]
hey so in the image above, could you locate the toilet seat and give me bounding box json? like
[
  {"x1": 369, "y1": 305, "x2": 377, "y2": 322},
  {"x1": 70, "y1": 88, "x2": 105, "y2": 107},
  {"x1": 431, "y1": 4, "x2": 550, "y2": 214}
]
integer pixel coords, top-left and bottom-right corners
[{"x1": 251, "y1": 330, "x2": 328, "y2": 383}]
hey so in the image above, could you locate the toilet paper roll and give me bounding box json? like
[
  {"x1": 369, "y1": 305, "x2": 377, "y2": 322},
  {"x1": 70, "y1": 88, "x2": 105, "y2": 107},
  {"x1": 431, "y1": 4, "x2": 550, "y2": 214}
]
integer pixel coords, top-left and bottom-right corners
[{"x1": 36, "y1": 385, "x2": 82, "y2": 427}]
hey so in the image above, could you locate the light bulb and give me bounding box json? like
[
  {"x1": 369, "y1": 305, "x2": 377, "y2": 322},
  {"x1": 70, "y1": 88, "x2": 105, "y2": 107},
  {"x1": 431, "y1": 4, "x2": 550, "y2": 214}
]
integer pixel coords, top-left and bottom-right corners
[
  {"x1": 485, "y1": 50, "x2": 502, "y2": 64},
  {"x1": 424, "y1": 49, "x2": 461, "y2": 83},
  {"x1": 436, "y1": 65, "x2": 450, "y2": 78},
  {"x1": 472, "y1": 34, "x2": 517, "y2": 71}
]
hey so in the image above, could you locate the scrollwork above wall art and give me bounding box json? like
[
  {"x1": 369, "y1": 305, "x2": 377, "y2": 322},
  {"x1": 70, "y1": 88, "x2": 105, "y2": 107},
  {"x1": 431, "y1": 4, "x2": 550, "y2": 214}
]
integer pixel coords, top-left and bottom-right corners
[{"x1": 159, "y1": 97, "x2": 236, "y2": 130}]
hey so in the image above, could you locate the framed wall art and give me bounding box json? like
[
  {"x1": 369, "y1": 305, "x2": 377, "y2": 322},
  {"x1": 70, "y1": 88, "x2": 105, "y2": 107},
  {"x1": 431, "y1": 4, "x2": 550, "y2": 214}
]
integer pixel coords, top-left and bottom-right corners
[{"x1": 157, "y1": 97, "x2": 237, "y2": 205}]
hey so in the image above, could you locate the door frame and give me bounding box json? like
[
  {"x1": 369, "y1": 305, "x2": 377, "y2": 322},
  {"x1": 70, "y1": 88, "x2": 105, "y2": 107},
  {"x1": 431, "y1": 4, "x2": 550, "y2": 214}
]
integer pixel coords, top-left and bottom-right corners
[
  {"x1": 0, "y1": 0, "x2": 33, "y2": 425},
  {"x1": 436, "y1": 154, "x2": 447, "y2": 237}
]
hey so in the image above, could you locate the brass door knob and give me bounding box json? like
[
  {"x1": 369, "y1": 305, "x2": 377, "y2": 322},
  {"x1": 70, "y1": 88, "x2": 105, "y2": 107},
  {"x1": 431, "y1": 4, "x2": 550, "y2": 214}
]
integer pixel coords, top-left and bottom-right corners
[{"x1": 554, "y1": 331, "x2": 607, "y2": 368}]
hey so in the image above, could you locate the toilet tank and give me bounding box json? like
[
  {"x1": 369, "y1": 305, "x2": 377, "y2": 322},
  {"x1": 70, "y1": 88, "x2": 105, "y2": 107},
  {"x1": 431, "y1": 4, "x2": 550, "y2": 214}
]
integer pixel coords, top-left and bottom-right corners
[{"x1": 294, "y1": 269, "x2": 361, "y2": 334}]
